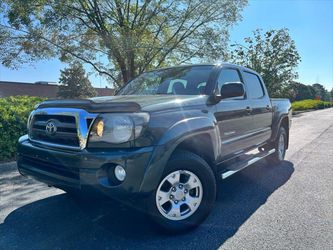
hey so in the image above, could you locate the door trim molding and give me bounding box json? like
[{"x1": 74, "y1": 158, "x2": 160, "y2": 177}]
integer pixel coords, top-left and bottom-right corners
[{"x1": 222, "y1": 127, "x2": 271, "y2": 145}]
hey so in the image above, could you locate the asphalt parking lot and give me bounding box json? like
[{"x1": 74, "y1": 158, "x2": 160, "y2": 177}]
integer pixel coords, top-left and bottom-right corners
[{"x1": 0, "y1": 108, "x2": 332, "y2": 250}]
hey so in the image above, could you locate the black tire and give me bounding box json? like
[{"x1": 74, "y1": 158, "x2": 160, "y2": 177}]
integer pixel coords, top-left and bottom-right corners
[
  {"x1": 146, "y1": 150, "x2": 216, "y2": 233},
  {"x1": 268, "y1": 126, "x2": 287, "y2": 165}
]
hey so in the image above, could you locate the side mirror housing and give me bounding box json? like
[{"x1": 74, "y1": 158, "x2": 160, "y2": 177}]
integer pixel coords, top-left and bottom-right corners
[
  {"x1": 220, "y1": 82, "x2": 245, "y2": 99},
  {"x1": 207, "y1": 82, "x2": 245, "y2": 104}
]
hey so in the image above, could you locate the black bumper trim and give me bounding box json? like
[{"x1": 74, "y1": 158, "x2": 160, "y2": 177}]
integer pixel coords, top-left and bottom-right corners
[
  {"x1": 18, "y1": 161, "x2": 80, "y2": 189},
  {"x1": 17, "y1": 137, "x2": 156, "y2": 196}
]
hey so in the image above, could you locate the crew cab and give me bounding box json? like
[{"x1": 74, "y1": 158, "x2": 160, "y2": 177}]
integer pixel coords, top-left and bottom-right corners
[{"x1": 17, "y1": 63, "x2": 292, "y2": 232}]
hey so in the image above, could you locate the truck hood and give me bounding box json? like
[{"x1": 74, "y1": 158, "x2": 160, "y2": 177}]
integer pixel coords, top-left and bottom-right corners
[
  {"x1": 37, "y1": 95, "x2": 208, "y2": 113},
  {"x1": 91, "y1": 95, "x2": 208, "y2": 112}
]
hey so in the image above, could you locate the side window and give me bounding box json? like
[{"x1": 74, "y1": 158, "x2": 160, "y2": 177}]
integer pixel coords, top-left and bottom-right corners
[
  {"x1": 217, "y1": 69, "x2": 242, "y2": 92},
  {"x1": 243, "y1": 72, "x2": 264, "y2": 99}
]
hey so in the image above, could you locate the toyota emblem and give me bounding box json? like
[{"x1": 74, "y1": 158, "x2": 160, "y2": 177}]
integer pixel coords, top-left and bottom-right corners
[{"x1": 45, "y1": 120, "x2": 57, "y2": 135}]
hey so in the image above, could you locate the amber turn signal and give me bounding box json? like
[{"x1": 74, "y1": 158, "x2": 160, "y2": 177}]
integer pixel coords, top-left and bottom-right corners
[{"x1": 95, "y1": 120, "x2": 104, "y2": 137}]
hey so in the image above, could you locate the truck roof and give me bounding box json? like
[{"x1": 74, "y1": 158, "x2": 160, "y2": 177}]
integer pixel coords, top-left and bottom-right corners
[{"x1": 148, "y1": 63, "x2": 258, "y2": 75}]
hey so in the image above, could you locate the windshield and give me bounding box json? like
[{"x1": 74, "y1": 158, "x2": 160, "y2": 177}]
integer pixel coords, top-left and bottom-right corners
[{"x1": 117, "y1": 65, "x2": 214, "y2": 95}]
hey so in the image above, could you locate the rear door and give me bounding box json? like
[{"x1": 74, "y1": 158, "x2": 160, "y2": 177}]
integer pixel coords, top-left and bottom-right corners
[
  {"x1": 214, "y1": 67, "x2": 253, "y2": 158},
  {"x1": 241, "y1": 71, "x2": 273, "y2": 146}
]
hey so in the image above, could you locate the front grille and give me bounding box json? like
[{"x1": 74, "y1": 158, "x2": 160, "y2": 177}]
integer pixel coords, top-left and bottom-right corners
[{"x1": 30, "y1": 114, "x2": 80, "y2": 147}]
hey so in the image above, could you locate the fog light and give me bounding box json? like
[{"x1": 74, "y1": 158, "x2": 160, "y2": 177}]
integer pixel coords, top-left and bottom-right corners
[{"x1": 114, "y1": 165, "x2": 126, "y2": 181}]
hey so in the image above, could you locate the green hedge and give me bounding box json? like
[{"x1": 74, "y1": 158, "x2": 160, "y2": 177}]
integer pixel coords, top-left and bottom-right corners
[
  {"x1": 0, "y1": 96, "x2": 45, "y2": 161},
  {"x1": 292, "y1": 99, "x2": 332, "y2": 111}
]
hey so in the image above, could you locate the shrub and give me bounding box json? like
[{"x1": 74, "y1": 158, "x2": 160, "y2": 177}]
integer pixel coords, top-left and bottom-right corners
[
  {"x1": 0, "y1": 96, "x2": 45, "y2": 161},
  {"x1": 292, "y1": 99, "x2": 332, "y2": 111}
]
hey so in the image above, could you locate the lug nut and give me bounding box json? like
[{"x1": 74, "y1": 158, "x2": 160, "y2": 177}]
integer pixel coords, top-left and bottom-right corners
[
  {"x1": 178, "y1": 184, "x2": 183, "y2": 189},
  {"x1": 169, "y1": 195, "x2": 174, "y2": 199},
  {"x1": 182, "y1": 197, "x2": 186, "y2": 201},
  {"x1": 174, "y1": 200, "x2": 178, "y2": 204},
  {"x1": 172, "y1": 187, "x2": 176, "y2": 192},
  {"x1": 184, "y1": 189, "x2": 188, "y2": 193}
]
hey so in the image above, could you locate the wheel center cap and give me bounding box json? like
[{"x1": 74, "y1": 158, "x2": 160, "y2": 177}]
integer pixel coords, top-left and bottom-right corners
[{"x1": 174, "y1": 190, "x2": 185, "y2": 200}]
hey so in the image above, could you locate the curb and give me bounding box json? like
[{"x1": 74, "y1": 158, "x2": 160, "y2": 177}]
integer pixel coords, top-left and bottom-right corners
[
  {"x1": 292, "y1": 107, "x2": 333, "y2": 116},
  {"x1": 0, "y1": 161, "x2": 16, "y2": 167}
]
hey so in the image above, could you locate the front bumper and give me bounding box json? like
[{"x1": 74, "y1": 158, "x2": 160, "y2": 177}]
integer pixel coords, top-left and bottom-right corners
[{"x1": 17, "y1": 135, "x2": 155, "y2": 199}]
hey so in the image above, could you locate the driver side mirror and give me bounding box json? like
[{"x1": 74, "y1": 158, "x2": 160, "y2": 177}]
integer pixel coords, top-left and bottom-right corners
[{"x1": 220, "y1": 82, "x2": 245, "y2": 99}]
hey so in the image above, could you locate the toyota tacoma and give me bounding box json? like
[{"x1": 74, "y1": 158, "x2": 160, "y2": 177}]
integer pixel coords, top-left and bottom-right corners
[{"x1": 17, "y1": 63, "x2": 292, "y2": 232}]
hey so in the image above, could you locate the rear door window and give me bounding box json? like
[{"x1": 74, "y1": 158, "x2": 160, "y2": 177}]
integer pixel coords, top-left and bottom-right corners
[{"x1": 243, "y1": 72, "x2": 264, "y2": 99}]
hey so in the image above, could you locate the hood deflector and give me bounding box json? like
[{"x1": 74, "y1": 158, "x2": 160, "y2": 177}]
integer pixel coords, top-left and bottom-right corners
[{"x1": 38, "y1": 99, "x2": 141, "y2": 113}]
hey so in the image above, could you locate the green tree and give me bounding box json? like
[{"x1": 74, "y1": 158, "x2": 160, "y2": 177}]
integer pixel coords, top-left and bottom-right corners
[
  {"x1": 58, "y1": 63, "x2": 97, "y2": 99},
  {"x1": 230, "y1": 29, "x2": 301, "y2": 97},
  {"x1": 312, "y1": 83, "x2": 330, "y2": 101},
  {"x1": 0, "y1": 0, "x2": 247, "y2": 88},
  {"x1": 282, "y1": 82, "x2": 316, "y2": 102}
]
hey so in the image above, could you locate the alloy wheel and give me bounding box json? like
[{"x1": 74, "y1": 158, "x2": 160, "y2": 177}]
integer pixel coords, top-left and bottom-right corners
[{"x1": 155, "y1": 170, "x2": 203, "y2": 221}]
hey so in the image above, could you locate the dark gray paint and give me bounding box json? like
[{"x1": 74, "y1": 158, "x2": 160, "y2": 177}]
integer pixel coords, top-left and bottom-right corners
[{"x1": 17, "y1": 63, "x2": 291, "y2": 196}]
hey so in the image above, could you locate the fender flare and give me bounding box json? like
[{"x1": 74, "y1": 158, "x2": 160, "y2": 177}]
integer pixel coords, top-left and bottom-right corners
[{"x1": 139, "y1": 116, "x2": 219, "y2": 193}]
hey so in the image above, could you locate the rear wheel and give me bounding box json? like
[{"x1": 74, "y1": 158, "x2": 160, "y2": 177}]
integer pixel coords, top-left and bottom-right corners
[
  {"x1": 147, "y1": 151, "x2": 216, "y2": 232},
  {"x1": 269, "y1": 126, "x2": 287, "y2": 165}
]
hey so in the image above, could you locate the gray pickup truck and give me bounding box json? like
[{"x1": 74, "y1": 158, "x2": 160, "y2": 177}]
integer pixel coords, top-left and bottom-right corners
[{"x1": 17, "y1": 63, "x2": 291, "y2": 232}]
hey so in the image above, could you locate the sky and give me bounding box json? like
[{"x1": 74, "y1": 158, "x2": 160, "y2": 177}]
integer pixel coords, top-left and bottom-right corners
[
  {"x1": 229, "y1": 0, "x2": 333, "y2": 90},
  {"x1": 0, "y1": 0, "x2": 332, "y2": 90}
]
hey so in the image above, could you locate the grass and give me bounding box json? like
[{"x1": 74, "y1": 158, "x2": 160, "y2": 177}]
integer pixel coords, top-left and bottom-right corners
[{"x1": 292, "y1": 99, "x2": 333, "y2": 111}]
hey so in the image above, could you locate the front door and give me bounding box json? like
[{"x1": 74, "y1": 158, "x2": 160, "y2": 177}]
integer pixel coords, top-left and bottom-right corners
[{"x1": 214, "y1": 68, "x2": 254, "y2": 159}]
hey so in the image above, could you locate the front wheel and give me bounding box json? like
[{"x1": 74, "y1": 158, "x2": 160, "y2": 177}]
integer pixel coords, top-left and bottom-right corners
[{"x1": 147, "y1": 151, "x2": 216, "y2": 232}]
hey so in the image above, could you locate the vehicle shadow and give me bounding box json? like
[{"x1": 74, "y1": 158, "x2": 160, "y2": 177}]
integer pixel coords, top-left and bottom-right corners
[{"x1": 0, "y1": 160, "x2": 294, "y2": 250}]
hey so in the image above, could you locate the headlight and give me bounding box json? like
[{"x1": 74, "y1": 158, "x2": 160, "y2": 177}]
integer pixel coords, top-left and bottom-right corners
[
  {"x1": 88, "y1": 113, "x2": 150, "y2": 145},
  {"x1": 27, "y1": 111, "x2": 34, "y2": 131}
]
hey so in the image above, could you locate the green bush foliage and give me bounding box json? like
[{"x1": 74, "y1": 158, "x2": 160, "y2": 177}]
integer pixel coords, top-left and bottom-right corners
[
  {"x1": 0, "y1": 96, "x2": 45, "y2": 161},
  {"x1": 292, "y1": 99, "x2": 332, "y2": 111}
]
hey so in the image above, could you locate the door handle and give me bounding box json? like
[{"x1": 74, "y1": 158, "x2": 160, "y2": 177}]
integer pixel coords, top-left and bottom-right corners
[
  {"x1": 266, "y1": 105, "x2": 271, "y2": 111},
  {"x1": 246, "y1": 106, "x2": 253, "y2": 113}
]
